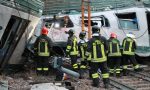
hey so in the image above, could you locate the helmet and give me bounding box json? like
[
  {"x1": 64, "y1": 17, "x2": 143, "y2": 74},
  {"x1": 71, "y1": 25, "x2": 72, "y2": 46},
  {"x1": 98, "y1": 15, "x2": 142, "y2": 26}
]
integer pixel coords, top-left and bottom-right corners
[
  {"x1": 92, "y1": 26, "x2": 100, "y2": 36},
  {"x1": 79, "y1": 31, "x2": 86, "y2": 39},
  {"x1": 92, "y1": 26, "x2": 100, "y2": 34},
  {"x1": 68, "y1": 29, "x2": 75, "y2": 35},
  {"x1": 110, "y1": 32, "x2": 117, "y2": 38},
  {"x1": 126, "y1": 32, "x2": 136, "y2": 41},
  {"x1": 41, "y1": 27, "x2": 48, "y2": 35},
  {"x1": 126, "y1": 33, "x2": 135, "y2": 38}
]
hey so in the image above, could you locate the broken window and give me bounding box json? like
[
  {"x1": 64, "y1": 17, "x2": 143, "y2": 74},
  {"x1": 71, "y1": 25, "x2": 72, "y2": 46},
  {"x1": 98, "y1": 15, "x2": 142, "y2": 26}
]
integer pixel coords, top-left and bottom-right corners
[
  {"x1": 44, "y1": 16, "x2": 74, "y2": 29},
  {"x1": 81, "y1": 15, "x2": 110, "y2": 27},
  {"x1": 116, "y1": 13, "x2": 139, "y2": 30}
]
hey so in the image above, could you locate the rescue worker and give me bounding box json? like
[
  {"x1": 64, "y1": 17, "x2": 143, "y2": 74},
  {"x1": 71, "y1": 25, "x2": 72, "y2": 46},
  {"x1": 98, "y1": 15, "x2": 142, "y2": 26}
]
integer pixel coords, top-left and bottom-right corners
[
  {"x1": 122, "y1": 33, "x2": 142, "y2": 76},
  {"x1": 86, "y1": 26, "x2": 109, "y2": 88},
  {"x1": 33, "y1": 27, "x2": 52, "y2": 75},
  {"x1": 108, "y1": 33, "x2": 122, "y2": 77},
  {"x1": 78, "y1": 31, "x2": 88, "y2": 78},
  {"x1": 66, "y1": 29, "x2": 79, "y2": 72}
]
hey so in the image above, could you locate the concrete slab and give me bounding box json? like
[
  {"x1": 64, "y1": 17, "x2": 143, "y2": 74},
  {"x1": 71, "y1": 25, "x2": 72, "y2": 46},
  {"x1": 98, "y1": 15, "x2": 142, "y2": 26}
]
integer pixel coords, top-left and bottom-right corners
[
  {"x1": 0, "y1": 80, "x2": 8, "y2": 90},
  {"x1": 31, "y1": 83, "x2": 68, "y2": 90}
]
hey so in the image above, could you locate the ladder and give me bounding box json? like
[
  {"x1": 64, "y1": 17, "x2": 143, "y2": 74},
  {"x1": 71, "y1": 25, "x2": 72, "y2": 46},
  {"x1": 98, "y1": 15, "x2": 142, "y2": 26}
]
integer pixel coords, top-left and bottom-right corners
[{"x1": 81, "y1": 0, "x2": 91, "y2": 39}]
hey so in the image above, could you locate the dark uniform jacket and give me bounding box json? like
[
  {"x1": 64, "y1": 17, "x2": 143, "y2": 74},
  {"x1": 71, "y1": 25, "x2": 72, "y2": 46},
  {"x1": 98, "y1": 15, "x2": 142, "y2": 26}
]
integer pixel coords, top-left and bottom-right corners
[
  {"x1": 108, "y1": 38, "x2": 121, "y2": 57},
  {"x1": 86, "y1": 35, "x2": 108, "y2": 62},
  {"x1": 33, "y1": 35, "x2": 52, "y2": 57},
  {"x1": 122, "y1": 37, "x2": 136, "y2": 55},
  {"x1": 78, "y1": 39, "x2": 87, "y2": 61},
  {"x1": 66, "y1": 35, "x2": 78, "y2": 56}
]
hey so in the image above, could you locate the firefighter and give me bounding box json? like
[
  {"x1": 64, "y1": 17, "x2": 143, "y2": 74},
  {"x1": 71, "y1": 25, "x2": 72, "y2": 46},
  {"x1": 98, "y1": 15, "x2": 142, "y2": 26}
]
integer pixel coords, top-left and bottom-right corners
[
  {"x1": 86, "y1": 26, "x2": 109, "y2": 88},
  {"x1": 66, "y1": 29, "x2": 79, "y2": 72},
  {"x1": 78, "y1": 31, "x2": 88, "y2": 78},
  {"x1": 122, "y1": 33, "x2": 142, "y2": 76},
  {"x1": 108, "y1": 33, "x2": 122, "y2": 77},
  {"x1": 33, "y1": 27, "x2": 52, "y2": 75}
]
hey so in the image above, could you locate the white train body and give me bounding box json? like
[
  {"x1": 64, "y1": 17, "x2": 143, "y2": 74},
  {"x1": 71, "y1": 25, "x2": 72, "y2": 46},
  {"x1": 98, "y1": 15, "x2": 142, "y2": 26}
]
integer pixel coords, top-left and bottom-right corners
[{"x1": 33, "y1": 7, "x2": 150, "y2": 56}]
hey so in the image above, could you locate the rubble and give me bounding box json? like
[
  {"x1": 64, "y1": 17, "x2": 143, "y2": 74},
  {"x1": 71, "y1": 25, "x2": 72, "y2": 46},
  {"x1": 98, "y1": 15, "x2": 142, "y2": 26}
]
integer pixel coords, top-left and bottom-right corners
[
  {"x1": 0, "y1": 69, "x2": 111, "y2": 90},
  {"x1": 0, "y1": 61, "x2": 109, "y2": 90}
]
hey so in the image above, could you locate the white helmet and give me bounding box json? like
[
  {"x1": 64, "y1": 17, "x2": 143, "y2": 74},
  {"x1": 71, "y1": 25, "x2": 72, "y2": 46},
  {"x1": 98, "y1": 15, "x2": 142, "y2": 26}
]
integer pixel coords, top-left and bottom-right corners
[{"x1": 126, "y1": 33, "x2": 136, "y2": 41}]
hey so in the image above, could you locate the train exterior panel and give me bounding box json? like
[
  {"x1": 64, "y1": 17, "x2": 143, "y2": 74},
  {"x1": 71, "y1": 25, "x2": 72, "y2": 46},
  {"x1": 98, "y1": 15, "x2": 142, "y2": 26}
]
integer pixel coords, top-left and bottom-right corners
[
  {"x1": 0, "y1": 0, "x2": 44, "y2": 68},
  {"x1": 32, "y1": 7, "x2": 150, "y2": 57}
]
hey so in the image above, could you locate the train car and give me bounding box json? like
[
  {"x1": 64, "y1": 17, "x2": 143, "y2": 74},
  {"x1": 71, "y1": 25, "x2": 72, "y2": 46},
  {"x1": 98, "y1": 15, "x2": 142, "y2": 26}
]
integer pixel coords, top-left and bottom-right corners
[
  {"x1": 0, "y1": 0, "x2": 44, "y2": 69},
  {"x1": 29, "y1": 7, "x2": 150, "y2": 57}
]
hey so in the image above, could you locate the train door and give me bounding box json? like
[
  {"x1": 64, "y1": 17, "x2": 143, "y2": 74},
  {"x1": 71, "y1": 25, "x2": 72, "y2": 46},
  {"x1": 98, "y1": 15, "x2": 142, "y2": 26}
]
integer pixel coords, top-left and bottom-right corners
[
  {"x1": 0, "y1": 15, "x2": 29, "y2": 68},
  {"x1": 146, "y1": 12, "x2": 150, "y2": 45}
]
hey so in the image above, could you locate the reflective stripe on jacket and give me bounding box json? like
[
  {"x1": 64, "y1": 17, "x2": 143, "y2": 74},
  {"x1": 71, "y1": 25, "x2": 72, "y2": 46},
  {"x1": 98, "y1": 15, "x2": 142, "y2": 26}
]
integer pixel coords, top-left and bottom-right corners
[
  {"x1": 66, "y1": 35, "x2": 78, "y2": 55},
  {"x1": 108, "y1": 38, "x2": 121, "y2": 56},
  {"x1": 86, "y1": 36, "x2": 108, "y2": 62},
  {"x1": 122, "y1": 37, "x2": 136, "y2": 55},
  {"x1": 78, "y1": 40, "x2": 87, "y2": 61}
]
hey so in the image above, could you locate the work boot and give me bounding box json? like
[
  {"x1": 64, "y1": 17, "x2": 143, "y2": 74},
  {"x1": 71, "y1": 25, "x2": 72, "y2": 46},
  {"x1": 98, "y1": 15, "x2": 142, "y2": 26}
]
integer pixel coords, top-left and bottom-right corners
[
  {"x1": 110, "y1": 73, "x2": 114, "y2": 77},
  {"x1": 104, "y1": 84, "x2": 109, "y2": 89},
  {"x1": 79, "y1": 69, "x2": 85, "y2": 79},
  {"x1": 88, "y1": 70, "x2": 92, "y2": 79},
  {"x1": 36, "y1": 70, "x2": 43, "y2": 76},
  {"x1": 55, "y1": 70, "x2": 63, "y2": 81},
  {"x1": 122, "y1": 69, "x2": 128, "y2": 76},
  {"x1": 92, "y1": 78, "x2": 100, "y2": 87},
  {"x1": 43, "y1": 71, "x2": 49, "y2": 76},
  {"x1": 116, "y1": 73, "x2": 121, "y2": 77},
  {"x1": 103, "y1": 78, "x2": 110, "y2": 89},
  {"x1": 134, "y1": 68, "x2": 143, "y2": 72},
  {"x1": 55, "y1": 75, "x2": 63, "y2": 81}
]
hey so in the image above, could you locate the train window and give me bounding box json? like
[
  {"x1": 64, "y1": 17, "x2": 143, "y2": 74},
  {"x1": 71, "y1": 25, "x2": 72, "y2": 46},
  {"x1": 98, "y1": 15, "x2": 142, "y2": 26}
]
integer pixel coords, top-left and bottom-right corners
[
  {"x1": 116, "y1": 13, "x2": 139, "y2": 30},
  {"x1": 44, "y1": 16, "x2": 74, "y2": 29},
  {"x1": 82, "y1": 16, "x2": 110, "y2": 27},
  {"x1": 101, "y1": 16, "x2": 110, "y2": 27}
]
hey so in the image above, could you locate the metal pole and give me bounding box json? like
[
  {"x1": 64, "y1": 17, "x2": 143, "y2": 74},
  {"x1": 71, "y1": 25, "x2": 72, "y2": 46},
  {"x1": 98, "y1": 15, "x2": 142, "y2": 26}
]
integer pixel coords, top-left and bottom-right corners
[
  {"x1": 81, "y1": 0, "x2": 85, "y2": 32},
  {"x1": 88, "y1": 0, "x2": 91, "y2": 39}
]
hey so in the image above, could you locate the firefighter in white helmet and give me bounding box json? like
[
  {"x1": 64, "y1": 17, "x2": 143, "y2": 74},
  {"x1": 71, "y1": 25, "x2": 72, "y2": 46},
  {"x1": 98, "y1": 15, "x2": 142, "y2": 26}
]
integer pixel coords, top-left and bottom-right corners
[{"x1": 122, "y1": 32, "x2": 142, "y2": 76}]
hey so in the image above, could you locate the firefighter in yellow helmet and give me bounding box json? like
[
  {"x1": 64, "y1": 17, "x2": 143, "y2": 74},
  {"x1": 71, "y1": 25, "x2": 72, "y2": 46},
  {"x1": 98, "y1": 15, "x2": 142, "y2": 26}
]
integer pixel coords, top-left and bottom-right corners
[
  {"x1": 33, "y1": 27, "x2": 52, "y2": 75},
  {"x1": 122, "y1": 33, "x2": 142, "y2": 76},
  {"x1": 86, "y1": 26, "x2": 109, "y2": 88},
  {"x1": 78, "y1": 31, "x2": 88, "y2": 78},
  {"x1": 108, "y1": 33, "x2": 122, "y2": 77},
  {"x1": 66, "y1": 29, "x2": 79, "y2": 72}
]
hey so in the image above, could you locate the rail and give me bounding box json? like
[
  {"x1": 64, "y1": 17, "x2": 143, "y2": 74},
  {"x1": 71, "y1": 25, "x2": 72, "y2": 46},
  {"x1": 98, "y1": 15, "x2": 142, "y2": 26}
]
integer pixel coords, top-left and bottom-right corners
[
  {"x1": 109, "y1": 78, "x2": 135, "y2": 90},
  {"x1": 128, "y1": 70, "x2": 150, "y2": 82}
]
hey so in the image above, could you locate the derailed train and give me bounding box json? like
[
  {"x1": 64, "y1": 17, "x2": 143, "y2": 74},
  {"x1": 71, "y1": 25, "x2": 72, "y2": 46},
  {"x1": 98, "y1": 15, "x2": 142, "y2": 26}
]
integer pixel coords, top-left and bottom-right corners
[
  {"x1": 29, "y1": 7, "x2": 150, "y2": 57},
  {"x1": 0, "y1": 1, "x2": 150, "y2": 70},
  {"x1": 0, "y1": 0, "x2": 44, "y2": 69}
]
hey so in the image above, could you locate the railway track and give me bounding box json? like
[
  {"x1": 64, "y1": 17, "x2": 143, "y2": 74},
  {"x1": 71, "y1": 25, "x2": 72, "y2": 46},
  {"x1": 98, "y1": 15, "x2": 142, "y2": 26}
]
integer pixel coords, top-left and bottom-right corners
[
  {"x1": 1, "y1": 61, "x2": 150, "y2": 90},
  {"x1": 109, "y1": 68, "x2": 150, "y2": 90}
]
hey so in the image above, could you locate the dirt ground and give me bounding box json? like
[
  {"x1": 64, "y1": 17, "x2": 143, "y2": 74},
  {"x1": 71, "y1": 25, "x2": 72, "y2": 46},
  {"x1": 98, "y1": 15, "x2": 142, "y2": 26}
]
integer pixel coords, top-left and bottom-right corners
[{"x1": 0, "y1": 68, "x2": 112, "y2": 90}]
